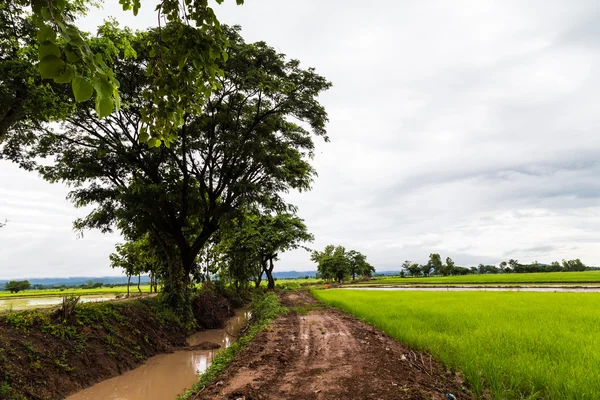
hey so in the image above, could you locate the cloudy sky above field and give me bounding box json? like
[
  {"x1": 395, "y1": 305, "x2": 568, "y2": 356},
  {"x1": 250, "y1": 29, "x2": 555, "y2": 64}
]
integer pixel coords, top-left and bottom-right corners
[{"x1": 2, "y1": 0, "x2": 600, "y2": 278}]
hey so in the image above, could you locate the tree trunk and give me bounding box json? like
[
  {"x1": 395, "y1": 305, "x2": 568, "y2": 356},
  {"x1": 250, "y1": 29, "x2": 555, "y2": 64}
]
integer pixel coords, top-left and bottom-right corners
[
  {"x1": 266, "y1": 258, "x2": 275, "y2": 290},
  {"x1": 149, "y1": 272, "x2": 153, "y2": 293},
  {"x1": 137, "y1": 274, "x2": 141, "y2": 293},
  {"x1": 255, "y1": 270, "x2": 263, "y2": 288},
  {"x1": 127, "y1": 275, "x2": 131, "y2": 296}
]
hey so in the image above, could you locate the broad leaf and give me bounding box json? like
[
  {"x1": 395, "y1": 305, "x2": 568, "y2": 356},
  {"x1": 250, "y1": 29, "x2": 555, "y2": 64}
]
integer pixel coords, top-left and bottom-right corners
[
  {"x1": 96, "y1": 96, "x2": 114, "y2": 118},
  {"x1": 39, "y1": 42, "x2": 60, "y2": 60},
  {"x1": 39, "y1": 55, "x2": 65, "y2": 79},
  {"x1": 72, "y1": 76, "x2": 93, "y2": 102}
]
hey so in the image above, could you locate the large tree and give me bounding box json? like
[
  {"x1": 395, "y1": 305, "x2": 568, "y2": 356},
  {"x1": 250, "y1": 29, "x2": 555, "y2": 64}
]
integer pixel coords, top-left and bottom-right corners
[
  {"x1": 347, "y1": 250, "x2": 374, "y2": 280},
  {"x1": 312, "y1": 245, "x2": 352, "y2": 283},
  {"x1": 220, "y1": 210, "x2": 313, "y2": 290},
  {"x1": 6, "y1": 25, "x2": 330, "y2": 308}
]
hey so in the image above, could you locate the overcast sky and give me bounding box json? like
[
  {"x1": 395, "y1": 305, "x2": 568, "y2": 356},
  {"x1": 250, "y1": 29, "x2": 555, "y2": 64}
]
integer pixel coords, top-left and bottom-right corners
[{"x1": 2, "y1": 0, "x2": 600, "y2": 278}]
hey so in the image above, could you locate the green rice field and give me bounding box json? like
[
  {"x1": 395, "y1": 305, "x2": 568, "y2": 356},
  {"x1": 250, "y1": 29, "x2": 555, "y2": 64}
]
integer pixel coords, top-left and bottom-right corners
[
  {"x1": 367, "y1": 270, "x2": 600, "y2": 285},
  {"x1": 313, "y1": 289, "x2": 600, "y2": 399}
]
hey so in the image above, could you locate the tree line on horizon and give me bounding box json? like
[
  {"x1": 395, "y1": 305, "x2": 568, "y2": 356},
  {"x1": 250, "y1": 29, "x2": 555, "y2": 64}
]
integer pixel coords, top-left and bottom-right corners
[{"x1": 401, "y1": 254, "x2": 588, "y2": 277}]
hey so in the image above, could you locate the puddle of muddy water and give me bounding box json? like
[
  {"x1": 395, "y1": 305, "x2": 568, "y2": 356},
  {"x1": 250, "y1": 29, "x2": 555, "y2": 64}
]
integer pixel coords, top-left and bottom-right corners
[
  {"x1": 0, "y1": 295, "x2": 116, "y2": 311},
  {"x1": 343, "y1": 286, "x2": 600, "y2": 292},
  {"x1": 66, "y1": 308, "x2": 251, "y2": 400}
]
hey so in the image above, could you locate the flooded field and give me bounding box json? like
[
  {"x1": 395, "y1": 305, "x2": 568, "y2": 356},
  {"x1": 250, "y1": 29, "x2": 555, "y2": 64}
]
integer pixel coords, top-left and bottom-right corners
[
  {"x1": 66, "y1": 308, "x2": 251, "y2": 400},
  {"x1": 0, "y1": 295, "x2": 116, "y2": 311}
]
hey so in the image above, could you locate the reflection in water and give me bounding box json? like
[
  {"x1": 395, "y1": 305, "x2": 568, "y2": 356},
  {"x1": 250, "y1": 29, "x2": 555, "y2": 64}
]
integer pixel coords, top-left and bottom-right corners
[
  {"x1": 66, "y1": 309, "x2": 251, "y2": 400},
  {"x1": 0, "y1": 295, "x2": 116, "y2": 311}
]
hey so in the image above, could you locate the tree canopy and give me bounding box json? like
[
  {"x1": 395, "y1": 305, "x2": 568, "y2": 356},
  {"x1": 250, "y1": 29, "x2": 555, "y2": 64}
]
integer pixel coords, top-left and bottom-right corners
[{"x1": 4, "y1": 24, "x2": 330, "y2": 308}]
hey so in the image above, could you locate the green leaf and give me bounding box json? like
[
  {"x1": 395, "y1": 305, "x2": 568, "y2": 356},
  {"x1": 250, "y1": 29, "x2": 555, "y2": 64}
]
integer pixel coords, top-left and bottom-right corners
[
  {"x1": 139, "y1": 130, "x2": 149, "y2": 143},
  {"x1": 147, "y1": 137, "x2": 160, "y2": 148},
  {"x1": 72, "y1": 76, "x2": 93, "y2": 102},
  {"x1": 39, "y1": 55, "x2": 65, "y2": 79},
  {"x1": 37, "y1": 25, "x2": 56, "y2": 42},
  {"x1": 39, "y1": 42, "x2": 60, "y2": 60},
  {"x1": 93, "y1": 76, "x2": 114, "y2": 99},
  {"x1": 54, "y1": 64, "x2": 74, "y2": 84},
  {"x1": 96, "y1": 96, "x2": 114, "y2": 119},
  {"x1": 133, "y1": 0, "x2": 140, "y2": 15},
  {"x1": 222, "y1": 50, "x2": 229, "y2": 62},
  {"x1": 65, "y1": 49, "x2": 81, "y2": 63}
]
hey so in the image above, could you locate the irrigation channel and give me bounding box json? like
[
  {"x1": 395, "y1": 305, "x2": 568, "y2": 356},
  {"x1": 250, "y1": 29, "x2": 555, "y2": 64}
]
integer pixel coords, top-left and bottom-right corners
[
  {"x1": 0, "y1": 295, "x2": 117, "y2": 311},
  {"x1": 66, "y1": 308, "x2": 251, "y2": 400},
  {"x1": 343, "y1": 286, "x2": 600, "y2": 292}
]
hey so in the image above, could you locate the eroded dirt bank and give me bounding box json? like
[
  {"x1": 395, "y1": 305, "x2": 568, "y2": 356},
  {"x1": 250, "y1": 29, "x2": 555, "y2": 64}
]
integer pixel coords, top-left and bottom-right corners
[
  {"x1": 0, "y1": 289, "x2": 235, "y2": 400},
  {"x1": 194, "y1": 291, "x2": 473, "y2": 400}
]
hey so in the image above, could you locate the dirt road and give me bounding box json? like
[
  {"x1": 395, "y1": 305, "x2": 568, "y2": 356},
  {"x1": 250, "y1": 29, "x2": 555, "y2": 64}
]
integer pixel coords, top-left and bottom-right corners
[{"x1": 195, "y1": 291, "x2": 473, "y2": 400}]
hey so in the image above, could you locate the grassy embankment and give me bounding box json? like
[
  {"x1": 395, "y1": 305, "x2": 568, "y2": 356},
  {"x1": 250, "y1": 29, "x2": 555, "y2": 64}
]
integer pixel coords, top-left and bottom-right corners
[
  {"x1": 313, "y1": 289, "x2": 600, "y2": 399},
  {"x1": 0, "y1": 285, "x2": 155, "y2": 298},
  {"x1": 364, "y1": 270, "x2": 600, "y2": 285}
]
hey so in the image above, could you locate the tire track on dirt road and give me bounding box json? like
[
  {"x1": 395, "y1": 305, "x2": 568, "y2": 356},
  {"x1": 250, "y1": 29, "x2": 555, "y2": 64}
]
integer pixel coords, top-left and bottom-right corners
[{"x1": 194, "y1": 291, "x2": 473, "y2": 400}]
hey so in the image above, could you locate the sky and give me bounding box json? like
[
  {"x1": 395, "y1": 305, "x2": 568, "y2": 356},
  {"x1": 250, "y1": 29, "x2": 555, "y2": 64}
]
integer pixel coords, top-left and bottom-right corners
[{"x1": 2, "y1": 0, "x2": 600, "y2": 278}]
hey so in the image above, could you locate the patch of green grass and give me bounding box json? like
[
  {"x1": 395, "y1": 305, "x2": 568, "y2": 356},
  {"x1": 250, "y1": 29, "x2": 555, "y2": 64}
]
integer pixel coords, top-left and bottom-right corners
[
  {"x1": 178, "y1": 292, "x2": 287, "y2": 399},
  {"x1": 366, "y1": 271, "x2": 600, "y2": 285},
  {"x1": 313, "y1": 289, "x2": 600, "y2": 399}
]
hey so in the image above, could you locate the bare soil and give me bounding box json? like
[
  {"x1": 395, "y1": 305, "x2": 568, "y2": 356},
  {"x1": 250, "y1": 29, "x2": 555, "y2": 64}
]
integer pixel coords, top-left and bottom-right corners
[{"x1": 195, "y1": 291, "x2": 474, "y2": 400}]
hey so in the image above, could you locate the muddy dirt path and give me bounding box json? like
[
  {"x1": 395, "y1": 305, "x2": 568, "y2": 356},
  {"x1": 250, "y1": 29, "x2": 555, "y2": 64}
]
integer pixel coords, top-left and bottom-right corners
[{"x1": 195, "y1": 291, "x2": 473, "y2": 400}]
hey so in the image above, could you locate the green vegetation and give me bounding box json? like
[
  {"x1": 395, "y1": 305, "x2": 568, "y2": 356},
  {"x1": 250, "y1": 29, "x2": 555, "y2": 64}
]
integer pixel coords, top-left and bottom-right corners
[
  {"x1": 313, "y1": 289, "x2": 600, "y2": 399},
  {"x1": 178, "y1": 292, "x2": 287, "y2": 399},
  {"x1": 367, "y1": 270, "x2": 600, "y2": 285},
  {"x1": 4, "y1": 280, "x2": 31, "y2": 293},
  {"x1": 401, "y1": 255, "x2": 588, "y2": 277},
  {"x1": 311, "y1": 245, "x2": 374, "y2": 282}
]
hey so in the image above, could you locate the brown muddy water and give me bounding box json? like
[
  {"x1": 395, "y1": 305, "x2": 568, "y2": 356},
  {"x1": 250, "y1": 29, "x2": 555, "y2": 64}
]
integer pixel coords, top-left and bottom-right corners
[
  {"x1": 343, "y1": 286, "x2": 600, "y2": 292},
  {"x1": 0, "y1": 295, "x2": 116, "y2": 312},
  {"x1": 66, "y1": 308, "x2": 251, "y2": 400}
]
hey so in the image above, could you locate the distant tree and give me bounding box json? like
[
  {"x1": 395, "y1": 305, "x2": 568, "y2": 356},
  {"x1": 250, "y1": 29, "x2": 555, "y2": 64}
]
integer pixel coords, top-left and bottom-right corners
[
  {"x1": 407, "y1": 263, "x2": 421, "y2": 277},
  {"x1": 499, "y1": 261, "x2": 507, "y2": 272},
  {"x1": 312, "y1": 245, "x2": 350, "y2": 283},
  {"x1": 508, "y1": 259, "x2": 519, "y2": 270},
  {"x1": 421, "y1": 264, "x2": 431, "y2": 277},
  {"x1": 347, "y1": 250, "x2": 374, "y2": 280},
  {"x1": 562, "y1": 259, "x2": 586, "y2": 272},
  {"x1": 92, "y1": 282, "x2": 103, "y2": 288},
  {"x1": 87, "y1": 280, "x2": 94, "y2": 288},
  {"x1": 400, "y1": 270, "x2": 405, "y2": 278},
  {"x1": 550, "y1": 261, "x2": 562, "y2": 272},
  {"x1": 441, "y1": 257, "x2": 455, "y2": 276},
  {"x1": 402, "y1": 260, "x2": 412, "y2": 272},
  {"x1": 428, "y1": 253, "x2": 443, "y2": 275},
  {"x1": 4, "y1": 280, "x2": 31, "y2": 293}
]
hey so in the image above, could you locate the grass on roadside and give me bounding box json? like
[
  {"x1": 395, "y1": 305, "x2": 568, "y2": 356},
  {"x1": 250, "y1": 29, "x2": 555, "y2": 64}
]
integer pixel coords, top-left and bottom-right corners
[
  {"x1": 313, "y1": 288, "x2": 600, "y2": 399},
  {"x1": 178, "y1": 292, "x2": 287, "y2": 399}
]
